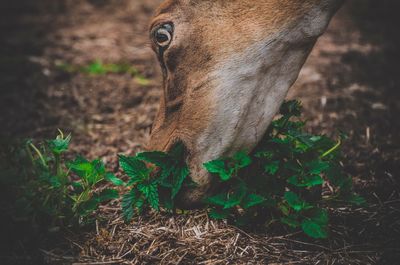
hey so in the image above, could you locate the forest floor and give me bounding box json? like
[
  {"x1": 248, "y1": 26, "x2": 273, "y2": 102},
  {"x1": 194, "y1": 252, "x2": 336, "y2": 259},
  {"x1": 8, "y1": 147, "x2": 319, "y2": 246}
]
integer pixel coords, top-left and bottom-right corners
[{"x1": 0, "y1": 0, "x2": 399, "y2": 264}]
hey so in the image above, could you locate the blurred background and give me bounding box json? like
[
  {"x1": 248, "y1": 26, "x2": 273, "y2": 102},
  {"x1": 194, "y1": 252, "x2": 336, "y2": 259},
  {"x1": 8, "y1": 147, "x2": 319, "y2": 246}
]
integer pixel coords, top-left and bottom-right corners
[{"x1": 0, "y1": 0, "x2": 399, "y2": 264}]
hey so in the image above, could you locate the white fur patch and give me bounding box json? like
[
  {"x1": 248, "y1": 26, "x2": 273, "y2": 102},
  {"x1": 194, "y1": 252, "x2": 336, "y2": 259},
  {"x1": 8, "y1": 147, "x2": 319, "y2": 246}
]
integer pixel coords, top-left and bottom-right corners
[{"x1": 195, "y1": 4, "x2": 337, "y2": 164}]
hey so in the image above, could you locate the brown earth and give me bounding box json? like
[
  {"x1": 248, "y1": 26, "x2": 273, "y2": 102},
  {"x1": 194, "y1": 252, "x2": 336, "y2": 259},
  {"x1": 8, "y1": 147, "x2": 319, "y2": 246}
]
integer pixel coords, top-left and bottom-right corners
[{"x1": 0, "y1": 0, "x2": 399, "y2": 264}]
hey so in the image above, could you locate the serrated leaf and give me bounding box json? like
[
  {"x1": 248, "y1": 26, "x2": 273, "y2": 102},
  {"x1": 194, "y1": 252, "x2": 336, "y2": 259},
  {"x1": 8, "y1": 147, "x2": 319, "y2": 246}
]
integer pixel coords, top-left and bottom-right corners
[
  {"x1": 135, "y1": 196, "x2": 145, "y2": 214},
  {"x1": 264, "y1": 161, "x2": 279, "y2": 175},
  {"x1": 119, "y1": 155, "x2": 149, "y2": 181},
  {"x1": 122, "y1": 189, "x2": 136, "y2": 222},
  {"x1": 138, "y1": 182, "x2": 159, "y2": 211},
  {"x1": 241, "y1": 194, "x2": 266, "y2": 209},
  {"x1": 104, "y1": 173, "x2": 124, "y2": 186},
  {"x1": 136, "y1": 151, "x2": 170, "y2": 169},
  {"x1": 203, "y1": 159, "x2": 232, "y2": 181},
  {"x1": 301, "y1": 219, "x2": 328, "y2": 239},
  {"x1": 47, "y1": 133, "x2": 71, "y2": 154},
  {"x1": 205, "y1": 193, "x2": 228, "y2": 207},
  {"x1": 171, "y1": 165, "x2": 189, "y2": 198}
]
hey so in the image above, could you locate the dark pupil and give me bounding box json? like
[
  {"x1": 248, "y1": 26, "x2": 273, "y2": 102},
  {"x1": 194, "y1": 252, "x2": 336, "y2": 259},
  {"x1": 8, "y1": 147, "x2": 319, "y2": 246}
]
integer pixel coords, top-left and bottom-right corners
[{"x1": 156, "y1": 31, "x2": 169, "y2": 43}]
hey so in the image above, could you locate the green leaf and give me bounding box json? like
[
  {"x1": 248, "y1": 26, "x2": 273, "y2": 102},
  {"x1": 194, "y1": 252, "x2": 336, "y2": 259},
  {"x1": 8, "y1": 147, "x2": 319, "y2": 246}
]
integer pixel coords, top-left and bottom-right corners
[
  {"x1": 233, "y1": 151, "x2": 252, "y2": 169},
  {"x1": 86, "y1": 160, "x2": 105, "y2": 185},
  {"x1": 209, "y1": 208, "x2": 230, "y2": 220},
  {"x1": 241, "y1": 194, "x2": 266, "y2": 209},
  {"x1": 119, "y1": 155, "x2": 149, "y2": 181},
  {"x1": 284, "y1": 191, "x2": 311, "y2": 212},
  {"x1": 205, "y1": 193, "x2": 228, "y2": 207},
  {"x1": 47, "y1": 133, "x2": 71, "y2": 154},
  {"x1": 264, "y1": 161, "x2": 280, "y2": 175},
  {"x1": 104, "y1": 173, "x2": 124, "y2": 186},
  {"x1": 69, "y1": 157, "x2": 106, "y2": 185},
  {"x1": 347, "y1": 193, "x2": 366, "y2": 206},
  {"x1": 306, "y1": 160, "x2": 330, "y2": 175},
  {"x1": 171, "y1": 165, "x2": 189, "y2": 198},
  {"x1": 96, "y1": 189, "x2": 119, "y2": 202},
  {"x1": 310, "y1": 208, "x2": 329, "y2": 225},
  {"x1": 203, "y1": 159, "x2": 225, "y2": 174},
  {"x1": 138, "y1": 182, "x2": 159, "y2": 211},
  {"x1": 287, "y1": 174, "x2": 324, "y2": 187},
  {"x1": 203, "y1": 159, "x2": 232, "y2": 181},
  {"x1": 78, "y1": 198, "x2": 99, "y2": 217},
  {"x1": 68, "y1": 157, "x2": 93, "y2": 175},
  {"x1": 136, "y1": 151, "x2": 170, "y2": 169},
  {"x1": 301, "y1": 219, "x2": 328, "y2": 239},
  {"x1": 135, "y1": 196, "x2": 145, "y2": 214},
  {"x1": 122, "y1": 189, "x2": 136, "y2": 222},
  {"x1": 223, "y1": 183, "x2": 247, "y2": 209}
]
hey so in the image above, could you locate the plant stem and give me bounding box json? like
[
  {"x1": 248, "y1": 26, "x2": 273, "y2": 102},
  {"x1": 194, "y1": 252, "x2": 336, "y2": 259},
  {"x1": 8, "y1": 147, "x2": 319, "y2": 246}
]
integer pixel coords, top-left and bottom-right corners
[
  {"x1": 55, "y1": 153, "x2": 63, "y2": 178},
  {"x1": 29, "y1": 143, "x2": 47, "y2": 168},
  {"x1": 320, "y1": 139, "x2": 341, "y2": 158}
]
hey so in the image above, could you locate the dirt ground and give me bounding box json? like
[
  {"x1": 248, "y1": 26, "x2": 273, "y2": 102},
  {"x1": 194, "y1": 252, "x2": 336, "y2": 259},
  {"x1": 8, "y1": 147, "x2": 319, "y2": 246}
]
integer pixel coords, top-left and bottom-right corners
[{"x1": 0, "y1": 0, "x2": 399, "y2": 264}]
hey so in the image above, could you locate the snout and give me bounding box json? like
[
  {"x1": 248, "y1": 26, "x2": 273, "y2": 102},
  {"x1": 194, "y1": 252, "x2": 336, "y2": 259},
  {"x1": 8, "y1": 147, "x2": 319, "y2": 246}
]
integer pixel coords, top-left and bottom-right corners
[
  {"x1": 147, "y1": 125, "x2": 216, "y2": 208},
  {"x1": 174, "y1": 154, "x2": 216, "y2": 209}
]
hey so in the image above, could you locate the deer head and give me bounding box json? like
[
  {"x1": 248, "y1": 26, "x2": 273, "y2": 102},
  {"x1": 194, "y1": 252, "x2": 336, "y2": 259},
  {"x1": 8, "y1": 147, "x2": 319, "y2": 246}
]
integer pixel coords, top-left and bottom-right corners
[{"x1": 147, "y1": 0, "x2": 343, "y2": 207}]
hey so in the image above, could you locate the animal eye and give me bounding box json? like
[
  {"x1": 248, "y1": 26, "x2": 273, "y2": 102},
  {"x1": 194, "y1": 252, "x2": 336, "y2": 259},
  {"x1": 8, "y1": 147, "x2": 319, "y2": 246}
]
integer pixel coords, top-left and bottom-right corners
[{"x1": 153, "y1": 23, "x2": 173, "y2": 48}]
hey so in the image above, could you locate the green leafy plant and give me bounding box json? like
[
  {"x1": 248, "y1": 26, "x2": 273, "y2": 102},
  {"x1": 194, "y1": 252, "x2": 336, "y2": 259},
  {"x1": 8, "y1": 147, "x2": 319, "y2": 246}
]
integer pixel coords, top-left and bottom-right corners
[
  {"x1": 202, "y1": 100, "x2": 365, "y2": 239},
  {"x1": 56, "y1": 59, "x2": 150, "y2": 85},
  {"x1": 119, "y1": 143, "x2": 190, "y2": 222},
  {"x1": 68, "y1": 157, "x2": 121, "y2": 219},
  {"x1": 1, "y1": 100, "x2": 364, "y2": 240},
  {"x1": 1, "y1": 130, "x2": 121, "y2": 227}
]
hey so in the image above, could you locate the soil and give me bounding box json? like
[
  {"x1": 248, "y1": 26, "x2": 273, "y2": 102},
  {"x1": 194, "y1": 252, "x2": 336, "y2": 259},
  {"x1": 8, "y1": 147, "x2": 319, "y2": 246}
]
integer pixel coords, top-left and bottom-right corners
[{"x1": 0, "y1": 0, "x2": 399, "y2": 264}]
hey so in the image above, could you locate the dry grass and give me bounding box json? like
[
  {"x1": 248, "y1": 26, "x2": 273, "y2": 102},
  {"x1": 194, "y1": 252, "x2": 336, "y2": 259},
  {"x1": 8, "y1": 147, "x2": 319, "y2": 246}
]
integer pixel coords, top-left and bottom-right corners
[{"x1": 38, "y1": 195, "x2": 399, "y2": 265}]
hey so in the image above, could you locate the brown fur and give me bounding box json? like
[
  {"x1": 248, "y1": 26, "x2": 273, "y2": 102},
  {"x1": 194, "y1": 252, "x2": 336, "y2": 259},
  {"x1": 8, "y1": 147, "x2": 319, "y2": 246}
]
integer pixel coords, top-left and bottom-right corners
[{"x1": 147, "y1": 0, "x2": 343, "y2": 207}]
